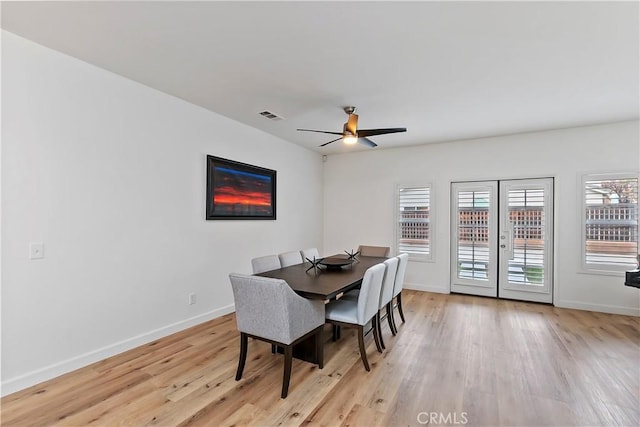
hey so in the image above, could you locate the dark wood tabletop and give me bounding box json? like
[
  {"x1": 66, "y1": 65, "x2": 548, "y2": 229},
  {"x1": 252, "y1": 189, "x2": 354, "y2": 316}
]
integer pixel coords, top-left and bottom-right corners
[{"x1": 256, "y1": 255, "x2": 387, "y2": 300}]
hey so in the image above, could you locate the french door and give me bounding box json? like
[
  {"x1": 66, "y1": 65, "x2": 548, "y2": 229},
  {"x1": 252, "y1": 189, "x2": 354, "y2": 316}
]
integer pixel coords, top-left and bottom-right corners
[{"x1": 450, "y1": 178, "x2": 554, "y2": 303}]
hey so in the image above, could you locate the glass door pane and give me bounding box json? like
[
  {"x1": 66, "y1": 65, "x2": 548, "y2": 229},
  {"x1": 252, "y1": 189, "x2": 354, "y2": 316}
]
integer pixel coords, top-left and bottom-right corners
[{"x1": 451, "y1": 182, "x2": 498, "y2": 297}]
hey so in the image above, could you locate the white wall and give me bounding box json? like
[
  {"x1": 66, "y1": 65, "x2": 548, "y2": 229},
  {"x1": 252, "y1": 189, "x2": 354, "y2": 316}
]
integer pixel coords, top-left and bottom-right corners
[
  {"x1": 1, "y1": 32, "x2": 324, "y2": 395},
  {"x1": 324, "y1": 121, "x2": 640, "y2": 316}
]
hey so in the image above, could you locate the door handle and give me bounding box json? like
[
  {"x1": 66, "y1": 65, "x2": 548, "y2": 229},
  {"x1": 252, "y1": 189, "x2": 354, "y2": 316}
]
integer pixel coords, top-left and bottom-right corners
[{"x1": 501, "y1": 224, "x2": 515, "y2": 260}]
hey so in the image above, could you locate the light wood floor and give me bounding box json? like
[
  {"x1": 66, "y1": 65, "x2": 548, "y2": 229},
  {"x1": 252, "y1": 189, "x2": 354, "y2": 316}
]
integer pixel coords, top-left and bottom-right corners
[{"x1": 2, "y1": 291, "x2": 639, "y2": 426}]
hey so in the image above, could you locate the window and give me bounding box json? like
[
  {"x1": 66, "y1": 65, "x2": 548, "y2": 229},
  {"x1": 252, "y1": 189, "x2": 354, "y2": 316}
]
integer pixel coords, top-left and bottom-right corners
[
  {"x1": 582, "y1": 173, "x2": 639, "y2": 271},
  {"x1": 397, "y1": 185, "x2": 431, "y2": 260}
]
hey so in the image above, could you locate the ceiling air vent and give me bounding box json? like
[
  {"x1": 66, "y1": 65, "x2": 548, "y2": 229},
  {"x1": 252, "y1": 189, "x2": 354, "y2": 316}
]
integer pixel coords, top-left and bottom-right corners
[{"x1": 259, "y1": 110, "x2": 284, "y2": 121}]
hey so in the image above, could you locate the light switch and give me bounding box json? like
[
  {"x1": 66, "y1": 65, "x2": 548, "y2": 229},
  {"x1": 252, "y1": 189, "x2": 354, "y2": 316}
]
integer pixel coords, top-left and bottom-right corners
[{"x1": 29, "y1": 242, "x2": 44, "y2": 260}]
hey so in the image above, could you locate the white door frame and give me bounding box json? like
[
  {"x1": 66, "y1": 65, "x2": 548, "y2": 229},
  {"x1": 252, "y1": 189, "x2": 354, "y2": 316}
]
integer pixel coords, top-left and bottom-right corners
[
  {"x1": 498, "y1": 178, "x2": 554, "y2": 303},
  {"x1": 450, "y1": 181, "x2": 498, "y2": 297}
]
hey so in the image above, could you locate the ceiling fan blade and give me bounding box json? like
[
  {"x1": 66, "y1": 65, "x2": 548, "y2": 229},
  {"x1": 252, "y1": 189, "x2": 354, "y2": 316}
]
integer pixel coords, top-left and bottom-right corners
[
  {"x1": 319, "y1": 137, "x2": 342, "y2": 147},
  {"x1": 358, "y1": 137, "x2": 378, "y2": 148},
  {"x1": 297, "y1": 128, "x2": 343, "y2": 136},
  {"x1": 356, "y1": 128, "x2": 407, "y2": 138},
  {"x1": 346, "y1": 113, "x2": 358, "y2": 135}
]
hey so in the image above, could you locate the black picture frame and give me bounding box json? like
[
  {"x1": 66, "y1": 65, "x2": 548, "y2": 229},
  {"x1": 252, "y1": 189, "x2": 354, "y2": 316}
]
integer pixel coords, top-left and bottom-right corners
[{"x1": 206, "y1": 155, "x2": 276, "y2": 220}]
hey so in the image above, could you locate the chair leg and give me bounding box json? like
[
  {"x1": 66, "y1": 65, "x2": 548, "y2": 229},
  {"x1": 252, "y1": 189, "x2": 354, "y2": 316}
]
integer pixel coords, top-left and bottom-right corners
[
  {"x1": 282, "y1": 345, "x2": 293, "y2": 398},
  {"x1": 271, "y1": 344, "x2": 276, "y2": 354},
  {"x1": 397, "y1": 292, "x2": 406, "y2": 323},
  {"x1": 357, "y1": 326, "x2": 370, "y2": 372},
  {"x1": 386, "y1": 302, "x2": 396, "y2": 335},
  {"x1": 316, "y1": 327, "x2": 324, "y2": 369},
  {"x1": 235, "y1": 332, "x2": 248, "y2": 381},
  {"x1": 371, "y1": 316, "x2": 383, "y2": 353},
  {"x1": 376, "y1": 311, "x2": 385, "y2": 351}
]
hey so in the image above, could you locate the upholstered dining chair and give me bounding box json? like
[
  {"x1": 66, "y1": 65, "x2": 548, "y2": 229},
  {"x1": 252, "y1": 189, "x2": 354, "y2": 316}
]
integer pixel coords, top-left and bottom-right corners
[
  {"x1": 341, "y1": 256, "x2": 398, "y2": 351},
  {"x1": 300, "y1": 248, "x2": 321, "y2": 263},
  {"x1": 358, "y1": 245, "x2": 391, "y2": 257},
  {"x1": 325, "y1": 263, "x2": 386, "y2": 371},
  {"x1": 229, "y1": 273, "x2": 325, "y2": 398},
  {"x1": 251, "y1": 254, "x2": 281, "y2": 274},
  {"x1": 278, "y1": 251, "x2": 304, "y2": 267},
  {"x1": 390, "y1": 253, "x2": 409, "y2": 334}
]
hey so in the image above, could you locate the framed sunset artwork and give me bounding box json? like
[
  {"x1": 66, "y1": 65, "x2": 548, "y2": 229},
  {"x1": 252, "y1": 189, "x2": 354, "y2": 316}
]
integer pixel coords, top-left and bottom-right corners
[{"x1": 206, "y1": 156, "x2": 276, "y2": 220}]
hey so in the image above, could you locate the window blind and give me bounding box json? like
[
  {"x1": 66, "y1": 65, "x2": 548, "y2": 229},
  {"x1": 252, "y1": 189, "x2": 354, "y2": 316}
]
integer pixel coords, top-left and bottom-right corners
[
  {"x1": 584, "y1": 175, "x2": 638, "y2": 268},
  {"x1": 398, "y1": 186, "x2": 430, "y2": 259}
]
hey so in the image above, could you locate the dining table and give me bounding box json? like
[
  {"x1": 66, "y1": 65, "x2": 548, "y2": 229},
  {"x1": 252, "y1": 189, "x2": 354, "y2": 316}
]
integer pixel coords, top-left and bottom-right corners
[{"x1": 256, "y1": 254, "x2": 388, "y2": 301}]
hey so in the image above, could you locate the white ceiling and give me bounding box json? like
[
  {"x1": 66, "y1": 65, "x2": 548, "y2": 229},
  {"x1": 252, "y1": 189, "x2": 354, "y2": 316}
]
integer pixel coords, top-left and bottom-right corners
[{"x1": 2, "y1": 1, "x2": 638, "y2": 154}]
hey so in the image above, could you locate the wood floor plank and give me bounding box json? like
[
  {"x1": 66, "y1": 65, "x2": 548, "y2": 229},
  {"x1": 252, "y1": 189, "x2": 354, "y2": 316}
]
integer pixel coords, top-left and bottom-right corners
[
  {"x1": 0, "y1": 365, "x2": 102, "y2": 420},
  {"x1": 216, "y1": 403, "x2": 269, "y2": 427},
  {"x1": 340, "y1": 403, "x2": 386, "y2": 427},
  {"x1": 2, "y1": 291, "x2": 638, "y2": 427},
  {"x1": 2, "y1": 368, "x2": 152, "y2": 426},
  {"x1": 55, "y1": 380, "x2": 163, "y2": 427}
]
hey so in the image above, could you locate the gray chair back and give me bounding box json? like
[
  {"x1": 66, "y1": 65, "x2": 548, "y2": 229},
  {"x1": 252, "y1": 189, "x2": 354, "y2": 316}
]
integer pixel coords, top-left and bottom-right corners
[
  {"x1": 229, "y1": 273, "x2": 325, "y2": 345},
  {"x1": 358, "y1": 245, "x2": 391, "y2": 257},
  {"x1": 278, "y1": 251, "x2": 303, "y2": 267},
  {"x1": 251, "y1": 254, "x2": 281, "y2": 274},
  {"x1": 393, "y1": 253, "x2": 409, "y2": 297},
  {"x1": 301, "y1": 248, "x2": 320, "y2": 262},
  {"x1": 379, "y1": 257, "x2": 399, "y2": 309},
  {"x1": 356, "y1": 263, "x2": 386, "y2": 325}
]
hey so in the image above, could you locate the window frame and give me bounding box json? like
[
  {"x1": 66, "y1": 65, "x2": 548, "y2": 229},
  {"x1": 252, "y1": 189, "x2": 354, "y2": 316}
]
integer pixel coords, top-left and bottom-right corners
[
  {"x1": 580, "y1": 172, "x2": 639, "y2": 274},
  {"x1": 395, "y1": 183, "x2": 434, "y2": 262}
]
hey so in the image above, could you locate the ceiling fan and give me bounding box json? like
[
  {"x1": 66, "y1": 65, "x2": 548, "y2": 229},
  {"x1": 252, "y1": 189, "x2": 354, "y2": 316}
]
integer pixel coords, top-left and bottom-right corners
[{"x1": 297, "y1": 106, "x2": 407, "y2": 148}]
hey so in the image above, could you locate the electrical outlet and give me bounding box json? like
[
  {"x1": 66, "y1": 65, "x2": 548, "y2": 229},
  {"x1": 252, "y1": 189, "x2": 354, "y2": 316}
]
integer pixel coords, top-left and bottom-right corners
[
  {"x1": 188, "y1": 293, "x2": 196, "y2": 305},
  {"x1": 29, "y1": 242, "x2": 44, "y2": 260}
]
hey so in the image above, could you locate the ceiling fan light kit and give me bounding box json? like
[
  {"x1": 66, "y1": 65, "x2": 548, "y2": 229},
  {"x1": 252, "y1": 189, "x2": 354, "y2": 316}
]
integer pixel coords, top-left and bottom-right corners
[
  {"x1": 297, "y1": 106, "x2": 406, "y2": 148},
  {"x1": 342, "y1": 132, "x2": 358, "y2": 145}
]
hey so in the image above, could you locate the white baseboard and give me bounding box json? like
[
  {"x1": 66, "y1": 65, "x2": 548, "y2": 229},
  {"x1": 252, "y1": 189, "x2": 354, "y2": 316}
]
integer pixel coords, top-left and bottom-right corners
[
  {"x1": 554, "y1": 299, "x2": 640, "y2": 316},
  {"x1": 404, "y1": 282, "x2": 449, "y2": 294},
  {"x1": 1, "y1": 304, "x2": 235, "y2": 397}
]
